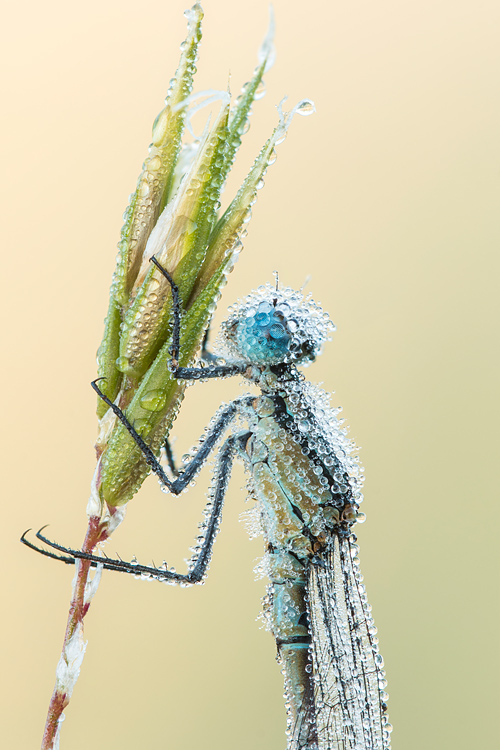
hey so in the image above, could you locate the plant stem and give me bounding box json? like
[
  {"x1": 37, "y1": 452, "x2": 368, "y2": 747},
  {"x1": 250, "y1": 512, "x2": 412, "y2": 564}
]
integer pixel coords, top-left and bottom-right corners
[{"x1": 41, "y1": 514, "x2": 109, "y2": 750}]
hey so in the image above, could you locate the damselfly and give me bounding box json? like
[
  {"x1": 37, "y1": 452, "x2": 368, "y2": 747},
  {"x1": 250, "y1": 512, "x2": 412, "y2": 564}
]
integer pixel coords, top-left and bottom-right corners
[{"x1": 25, "y1": 257, "x2": 392, "y2": 750}]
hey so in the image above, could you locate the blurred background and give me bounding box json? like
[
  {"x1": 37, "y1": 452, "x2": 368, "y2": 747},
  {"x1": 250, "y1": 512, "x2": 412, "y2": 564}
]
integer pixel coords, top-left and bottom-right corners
[{"x1": 2, "y1": 0, "x2": 499, "y2": 747}]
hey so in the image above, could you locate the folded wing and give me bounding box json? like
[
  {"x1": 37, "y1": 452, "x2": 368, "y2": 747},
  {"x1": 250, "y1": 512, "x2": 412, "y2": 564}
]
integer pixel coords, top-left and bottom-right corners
[{"x1": 307, "y1": 534, "x2": 392, "y2": 750}]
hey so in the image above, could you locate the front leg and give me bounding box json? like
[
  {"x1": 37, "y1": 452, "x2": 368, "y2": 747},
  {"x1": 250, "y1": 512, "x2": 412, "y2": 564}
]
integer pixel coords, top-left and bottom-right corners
[
  {"x1": 150, "y1": 256, "x2": 247, "y2": 381},
  {"x1": 200, "y1": 324, "x2": 219, "y2": 365}
]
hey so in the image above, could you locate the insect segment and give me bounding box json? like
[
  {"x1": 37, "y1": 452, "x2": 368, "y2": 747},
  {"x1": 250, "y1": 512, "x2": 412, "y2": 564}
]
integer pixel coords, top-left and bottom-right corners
[{"x1": 25, "y1": 259, "x2": 392, "y2": 750}]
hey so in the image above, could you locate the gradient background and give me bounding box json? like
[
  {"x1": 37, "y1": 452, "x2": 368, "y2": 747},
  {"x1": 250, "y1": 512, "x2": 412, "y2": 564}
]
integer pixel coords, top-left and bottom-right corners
[{"x1": 3, "y1": 1, "x2": 499, "y2": 748}]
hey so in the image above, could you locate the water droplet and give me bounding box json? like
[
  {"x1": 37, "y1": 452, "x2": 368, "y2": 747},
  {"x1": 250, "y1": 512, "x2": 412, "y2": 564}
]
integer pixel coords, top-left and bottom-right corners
[
  {"x1": 296, "y1": 99, "x2": 315, "y2": 116},
  {"x1": 140, "y1": 390, "x2": 167, "y2": 412},
  {"x1": 152, "y1": 108, "x2": 169, "y2": 145},
  {"x1": 133, "y1": 419, "x2": 151, "y2": 436},
  {"x1": 147, "y1": 155, "x2": 162, "y2": 172},
  {"x1": 255, "y1": 80, "x2": 266, "y2": 100},
  {"x1": 138, "y1": 179, "x2": 150, "y2": 198},
  {"x1": 116, "y1": 356, "x2": 130, "y2": 372}
]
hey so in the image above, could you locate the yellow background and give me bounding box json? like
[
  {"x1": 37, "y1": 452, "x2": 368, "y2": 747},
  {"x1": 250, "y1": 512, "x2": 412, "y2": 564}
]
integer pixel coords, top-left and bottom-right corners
[{"x1": 3, "y1": 1, "x2": 499, "y2": 748}]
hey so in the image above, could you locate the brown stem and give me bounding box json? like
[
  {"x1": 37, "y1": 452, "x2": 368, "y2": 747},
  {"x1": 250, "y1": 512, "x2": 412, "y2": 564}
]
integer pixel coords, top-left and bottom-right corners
[{"x1": 41, "y1": 514, "x2": 109, "y2": 750}]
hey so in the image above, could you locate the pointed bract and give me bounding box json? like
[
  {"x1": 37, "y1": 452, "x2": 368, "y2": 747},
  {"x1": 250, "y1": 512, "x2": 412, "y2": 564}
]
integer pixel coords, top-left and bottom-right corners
[{"x1": 96, "y1": 4, "x2": 203, "y2": 414}]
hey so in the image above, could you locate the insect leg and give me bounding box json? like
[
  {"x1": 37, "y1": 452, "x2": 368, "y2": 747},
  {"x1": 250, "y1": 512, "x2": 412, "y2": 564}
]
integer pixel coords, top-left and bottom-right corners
[
  {"x1": 25, "y1": 434, "x2": 238, "y2": 584},
  {"x1": 92, "y1": 378, "x2": 251, "y2": 495},
  {"x1": 172, "y1": 362, "x2": 246, "y2": 380},
  {"x1": 149, "y1": 256, "x2": 181, "y2": 363},
  {"x1": 163, "y1": 438, "x2": 179, "y2": 477},
  {"x1": 23, "y1": 529, "x2": 161, "y2": 575},
  {"x1": 200, "y1": 324, "x2": 218, "y2": 365},
  {"x1": 20, "y1": 529, "x2": 80, "y2": 566},
  {"x1": 150, "y1": 256, "x2": 246, "y2": 381},
  {"x1": 186, "y1": 434, "x2": 236, "y2": 582}
]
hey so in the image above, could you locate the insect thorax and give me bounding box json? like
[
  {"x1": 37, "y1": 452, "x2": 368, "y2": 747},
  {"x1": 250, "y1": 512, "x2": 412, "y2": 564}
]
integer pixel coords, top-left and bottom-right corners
[{"x1": 237, "y1": 364, "x2": 362, "y2": 562}]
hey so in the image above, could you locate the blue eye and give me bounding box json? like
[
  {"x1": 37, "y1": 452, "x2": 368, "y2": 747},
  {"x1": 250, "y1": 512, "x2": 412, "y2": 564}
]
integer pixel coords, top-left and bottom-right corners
[
  {"x1": 219, "y1": 283, "x2": 335, "y2": 368},
  {"x1": 236, "y1": 307, "x2": 291, "y2": 363}
]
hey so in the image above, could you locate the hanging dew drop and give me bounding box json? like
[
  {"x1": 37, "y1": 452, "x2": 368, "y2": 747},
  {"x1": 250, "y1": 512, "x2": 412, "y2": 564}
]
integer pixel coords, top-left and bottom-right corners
[{"x1": 295, "y1": 99, "x2": 315, "y2": 116}]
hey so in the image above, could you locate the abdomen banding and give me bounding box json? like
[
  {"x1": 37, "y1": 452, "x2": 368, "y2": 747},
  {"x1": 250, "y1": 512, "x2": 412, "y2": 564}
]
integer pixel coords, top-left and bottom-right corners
[
  {"x1": 266, "y1": 549, "x2": 317, "y2": 750},
  {"x1": 266, "y1": 549, "x2": 309, "y2": 646}
]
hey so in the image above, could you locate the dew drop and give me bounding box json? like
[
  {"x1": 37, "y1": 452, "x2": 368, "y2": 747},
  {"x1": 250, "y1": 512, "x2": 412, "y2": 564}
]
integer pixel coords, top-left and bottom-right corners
[
  {"x1": 133, "y1": 419, "x2": 151, "y2": 436},
  {"x1": 255, "y1": 80, "x2": 266, "y2": 100},
  {"x1": 138, "y1": 179, "x2": 150, "y2": 198},
  {"x1": 147, "y1": 155, "x2": 162, "y2": 172},
  {"x1": 152, "y1": 108, "x2": 169, "y2": 145},
  {"x1": 116, "y1": 356, "x2": 130, "y2": 372},
  {"x1": 296, "y1": 99, "x2": 315, "y2": 116},
  {"x1": 140, "y1": 390, "x2": 167, "y2": 412}
]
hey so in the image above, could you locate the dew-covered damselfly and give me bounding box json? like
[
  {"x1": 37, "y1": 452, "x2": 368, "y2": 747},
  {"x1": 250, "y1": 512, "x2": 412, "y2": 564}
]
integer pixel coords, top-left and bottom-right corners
[{"x1": 25, "y1": 257, "x2": 392, "y2": 750}]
